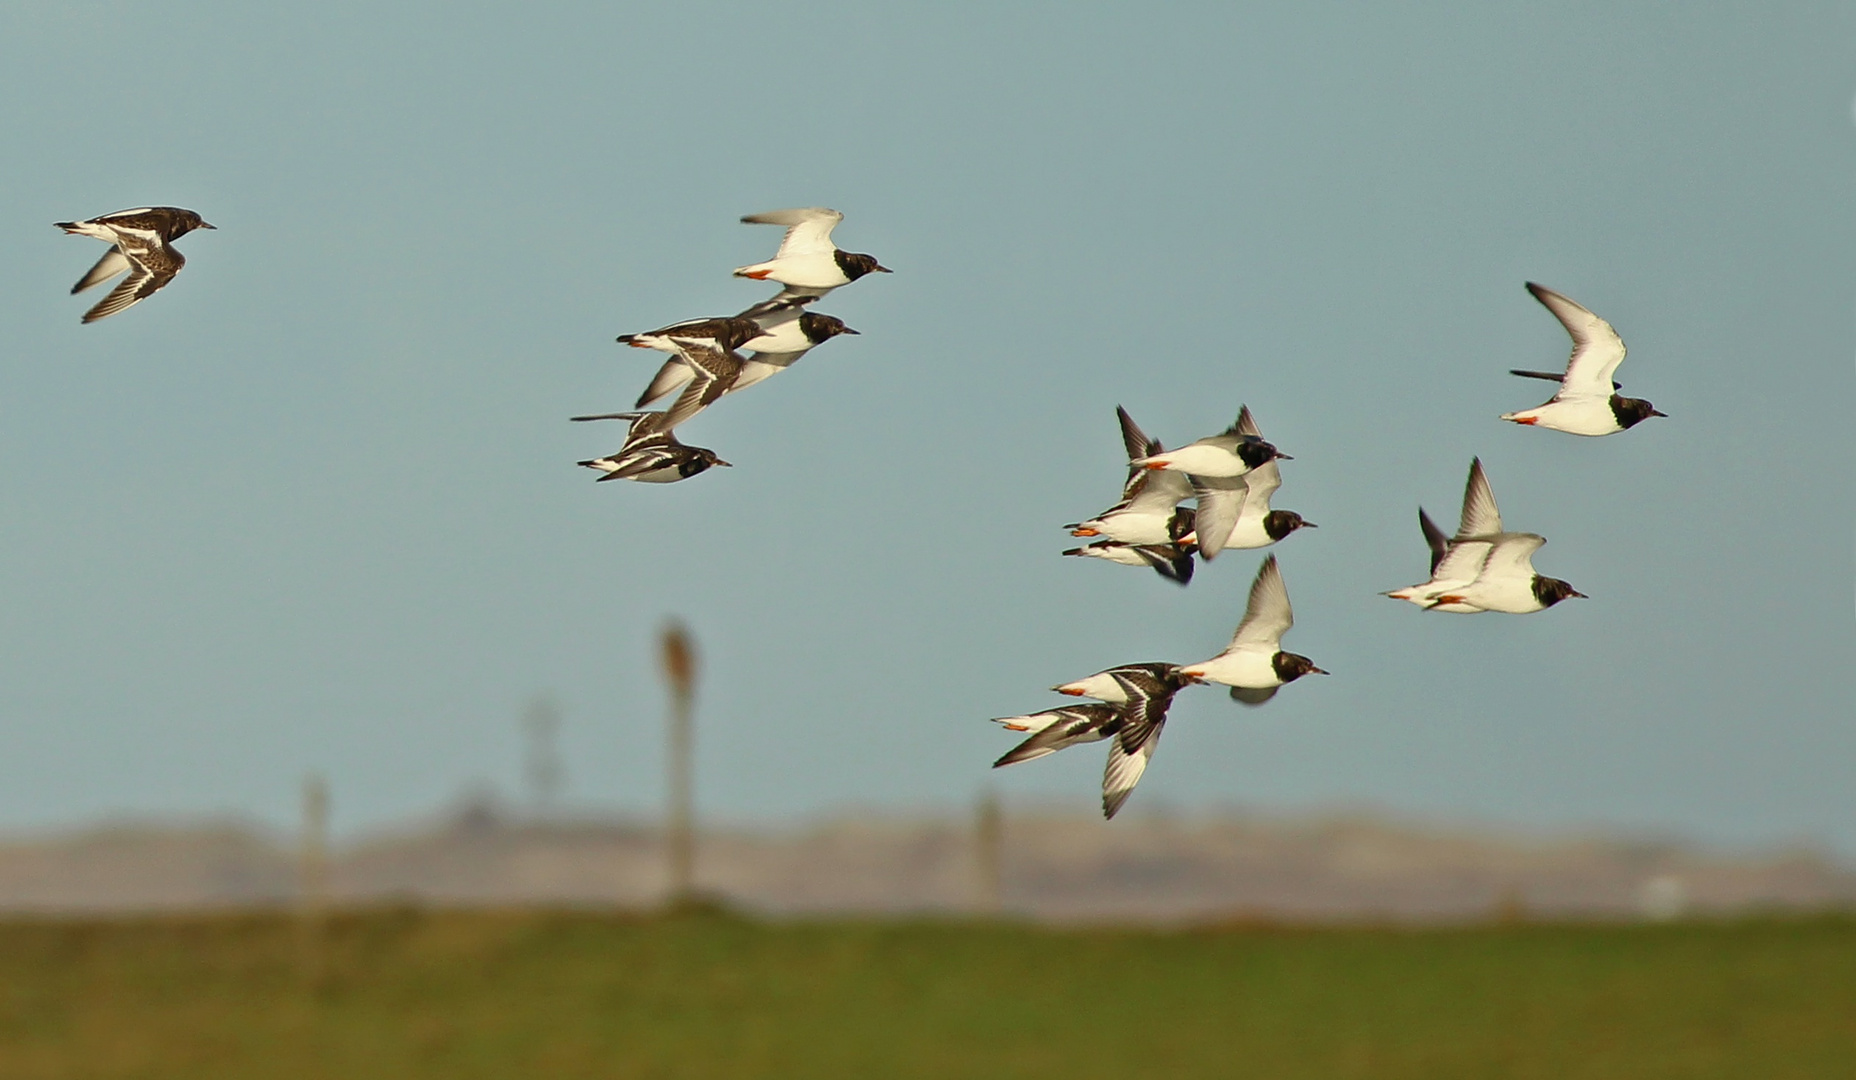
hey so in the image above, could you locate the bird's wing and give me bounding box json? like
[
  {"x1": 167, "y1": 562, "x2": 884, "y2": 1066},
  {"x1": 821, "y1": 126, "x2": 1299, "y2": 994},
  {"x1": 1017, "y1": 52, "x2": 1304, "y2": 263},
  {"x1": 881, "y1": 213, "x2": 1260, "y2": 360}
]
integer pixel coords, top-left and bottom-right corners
[
  {"x1": 734, "y1": 288, "x2": 822, "y2": 324},
  {"x1": 634, "y1": 356, "x2": 696, "y2": 408},
  {"x1": 71, "y1": 247, "x2": 131, "y2": 294},
  {"x1": 1526, "y1": 282, "x2": 1626, "y2": 400},
  {"x1": 1456, "y1": 458, "x2": 1503, "y2": 539},
  {"x1": 1102, "y1": 679, "x2": 1175, "y2": 819},
  {"x1": 1116, "y1": 406, "x2": 1161, "y2": 461},
  {"x1": 1230, "y1": 554, "x2": 1293, "y2": 650},
  {"x1": 659, "y1": 347, "x2": 742, "y2": 429},
  {"x1": 1418, "y1": 507, "x2": 1450, "y2": 573},
  {"x1": 1476, "y1": 532, "x2": 1547, "y2": 582},
  {"x1": 80, "y1": 251, "x2": 177, "y2": 323},
  {"x1": 1125, "y1": 465, "x2": 1192, "y2": 514},
  {"x1": 1232, "y1": 405, "x2": 1264, "y2": 440},
  {"x1": 1187, "y1": 474, "x2": 1248, "y2": 560},
  {"x1": 1138, "y1": 544, "x2": 1195, "y2": 586},
  {"x1": 742, "y1": 207, "x2": 843, "y2": 259},
  {"x1": 1241, "y1": 459, "x2": 1282, "y2": 508},
  {"x1": 994, "y1": 705, "x2": 1120, "y2": 767},
  {"x1": 1229, "y1": 685, "x2": 1280, "y2": 706},
  {"x1": 607, "y1": 446, "x2": 681, "y2": 480},
  {"x1": 1429, "y1": 537, "x2": 1495, "y2": 588}
]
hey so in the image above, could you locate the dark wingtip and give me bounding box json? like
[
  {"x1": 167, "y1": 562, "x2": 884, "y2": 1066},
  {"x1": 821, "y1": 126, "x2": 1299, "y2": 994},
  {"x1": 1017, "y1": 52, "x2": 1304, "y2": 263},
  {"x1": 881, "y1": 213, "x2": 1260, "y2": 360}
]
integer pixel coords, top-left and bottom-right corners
[
  {"x1": 615, "y1": 335, "x2": 636, "y2": 344},
  {"x1": 53, "y1": 222, "x2": 77, "y2": 231}
]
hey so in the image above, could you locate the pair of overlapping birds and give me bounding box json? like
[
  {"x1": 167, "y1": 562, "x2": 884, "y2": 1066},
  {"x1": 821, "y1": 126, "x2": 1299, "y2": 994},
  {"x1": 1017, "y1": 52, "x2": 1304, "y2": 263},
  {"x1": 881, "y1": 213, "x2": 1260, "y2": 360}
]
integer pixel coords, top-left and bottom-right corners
[{"x1": 54, "y1": 205, "x2": 1664, "y2": 818}]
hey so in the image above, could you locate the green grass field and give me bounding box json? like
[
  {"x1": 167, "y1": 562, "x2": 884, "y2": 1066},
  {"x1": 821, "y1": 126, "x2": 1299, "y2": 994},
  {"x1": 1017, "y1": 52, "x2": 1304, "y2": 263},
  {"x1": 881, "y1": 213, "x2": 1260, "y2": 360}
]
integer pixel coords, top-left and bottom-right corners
[{"x1": 0, "y1": 909, "x2": 1851, "y2": 1079}]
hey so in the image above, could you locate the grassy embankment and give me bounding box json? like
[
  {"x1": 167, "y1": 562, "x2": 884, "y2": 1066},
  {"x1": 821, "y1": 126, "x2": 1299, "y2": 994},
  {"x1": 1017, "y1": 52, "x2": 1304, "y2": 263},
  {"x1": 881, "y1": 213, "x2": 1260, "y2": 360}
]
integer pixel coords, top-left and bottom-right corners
[{"x1": 0, "y1": 909, "x2": 1851, "y2": 1079}]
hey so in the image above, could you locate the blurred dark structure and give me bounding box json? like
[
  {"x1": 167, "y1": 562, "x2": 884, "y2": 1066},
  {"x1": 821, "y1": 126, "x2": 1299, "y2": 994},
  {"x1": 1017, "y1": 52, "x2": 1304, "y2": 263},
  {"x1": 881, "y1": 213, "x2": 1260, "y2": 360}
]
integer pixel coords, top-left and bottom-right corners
[
  {"x1": 660, "y1": 622, "x2": 697, "y2": 907},
  {"x1": 974, "y1": 791, "x2": 1003, "y2": 914},
  {"x1": 520, "y1": 696, "x2": 565, "y2": 813}
]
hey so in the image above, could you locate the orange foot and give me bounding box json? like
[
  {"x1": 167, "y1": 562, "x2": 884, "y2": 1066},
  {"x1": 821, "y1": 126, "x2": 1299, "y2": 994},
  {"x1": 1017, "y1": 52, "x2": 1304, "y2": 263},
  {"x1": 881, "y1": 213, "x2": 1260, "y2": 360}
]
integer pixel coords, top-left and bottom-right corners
[{"x1": 741, "y1": 270, "x2": 772, "y2": 281}]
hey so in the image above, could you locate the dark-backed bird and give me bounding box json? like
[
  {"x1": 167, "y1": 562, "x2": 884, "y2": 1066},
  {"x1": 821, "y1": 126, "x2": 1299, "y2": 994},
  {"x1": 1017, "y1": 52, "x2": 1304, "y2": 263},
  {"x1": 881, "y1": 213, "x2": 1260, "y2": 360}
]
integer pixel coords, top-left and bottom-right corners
[
  {"x1": 568, "y1": 411, "x2": 730, "y2": 483},
  {"x1": 56, "y1": 206, "x2": 214, "y2": 323}
]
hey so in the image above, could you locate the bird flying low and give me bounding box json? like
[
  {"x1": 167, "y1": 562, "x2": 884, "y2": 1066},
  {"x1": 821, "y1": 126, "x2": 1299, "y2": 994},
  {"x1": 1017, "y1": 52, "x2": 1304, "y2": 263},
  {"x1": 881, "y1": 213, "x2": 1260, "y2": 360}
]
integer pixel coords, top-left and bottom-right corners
[
  {"x1": 568, "y1": 411, "x2": 730, "y2": 483},
  {"x1": 55, "y1": 206, "x2": 214, "y2": 323},
  {"x1": 1002, "y1": 663, "x2": 1194, "y2": 819},
  {"x1": 734, "y1": 207, "x2": 891, "y2": 291},
  {"x1": 1180, "y1": 554, "x2": 1327, "y2": 705},
  {"x1": 1385, "y1": 458, "x2": 1584, "y2": 614},
  {"x1": 1500, "y1": 282, "x2": 1666, "y2": 436}
]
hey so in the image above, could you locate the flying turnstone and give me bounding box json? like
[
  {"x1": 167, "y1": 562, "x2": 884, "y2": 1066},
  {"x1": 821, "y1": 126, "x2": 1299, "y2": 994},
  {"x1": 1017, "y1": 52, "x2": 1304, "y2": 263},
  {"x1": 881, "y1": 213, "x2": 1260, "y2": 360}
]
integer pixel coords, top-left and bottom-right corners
[
  {"x1": 734, "y1": 207, "x2": 891, "y2": 290},
  {"x1": 1426, "y1": 532, "x2": 1585, "y2": 614},
  {"x1": 1008, "y1": 663, "x2": 1192, "y2": 818},
  {"x1": 631, "y1": 302, "x2": 859, "y2": 408},
  {"x1": 1500, "y1": 282, "x2": 1666, "y2": 436},
  {"x1": 1182, "y1": 407, "x2": 1315, "y2": 560},
  {"x1": 1061, "y1": 540, "x2": 1196, "y2": 586},
  {"x1": 55, "y1": 206, "x2": 214, "y2": 323},
  {"x1": 569, "y1": 411, "x2": 730, "y2": 483},
  {"x1": 1384, "y1": 457, "x2": 1506, "y2": 613},
  {"x1": 1066, "y1": 408, "x2": 1195, "y2": 547},
  {"x1": 1385, "y1": 458, "x2": 1584, "y2": 613},
  {"x1": 1132, "y1": 412, "x2": 1287, "y2": 478},
  {"x1": 1179, "y1": 554, "x2": 1327, "y2": 706}
]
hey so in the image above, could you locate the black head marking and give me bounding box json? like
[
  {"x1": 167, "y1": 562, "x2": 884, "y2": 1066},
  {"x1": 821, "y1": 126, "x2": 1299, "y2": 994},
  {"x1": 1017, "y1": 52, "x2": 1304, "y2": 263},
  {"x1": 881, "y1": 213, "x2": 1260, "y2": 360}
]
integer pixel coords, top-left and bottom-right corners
[
  {"x1": 798, "y1": 312, "x2": 854, "y2": 344},
  {"x1": 1233, "y1": 437, "x2": 1281, "y2": 470},
  {"x1": 166, "y1": 209, "x2": 212, "y2": 240},
  {"x1": 1532, "y1": 575, "x2": 1585, "y2": 607},
  {"x1": 679, "y1": 449, "x2": 730, "y2": 478},
  {"x1": 1166, "y1": 504, "x2": 1197, "y2": 543},
  {"x1": 833, "y1": 250, "x2": 890, "y2": 280},
  {"x1": 1609, "y1": 394, "x2": 1665, "y2": 429},
  {"x1": 1262, "y1": 510, "x2": 1313, "y2": 541},
  {"x1": 1271, "y1": 651, "x2": 1327, "y2": 684}
]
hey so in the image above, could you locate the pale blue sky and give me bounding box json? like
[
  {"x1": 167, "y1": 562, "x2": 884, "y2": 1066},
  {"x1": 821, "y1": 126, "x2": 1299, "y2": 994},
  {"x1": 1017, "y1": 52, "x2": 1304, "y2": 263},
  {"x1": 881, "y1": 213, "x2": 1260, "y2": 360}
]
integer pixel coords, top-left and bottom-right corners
[{"x1": 0, "y1": 3, "x2": 1851, "y2": 852}]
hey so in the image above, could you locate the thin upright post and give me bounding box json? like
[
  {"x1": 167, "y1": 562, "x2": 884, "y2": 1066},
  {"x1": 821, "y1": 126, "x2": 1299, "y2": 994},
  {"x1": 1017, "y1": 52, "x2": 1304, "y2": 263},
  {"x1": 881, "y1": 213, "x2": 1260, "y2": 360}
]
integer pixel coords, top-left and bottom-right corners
[
  {"x1": 660, "y1": 622, "x2": 697, "y2": 906},
  {"x1": 974, "y1": 789, "x2": 1003, "y2": 914},
  {"x1": 299, "y1": 773, "x2": 330, "y2": 984}
]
